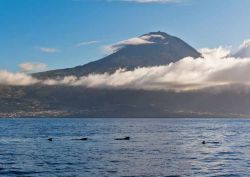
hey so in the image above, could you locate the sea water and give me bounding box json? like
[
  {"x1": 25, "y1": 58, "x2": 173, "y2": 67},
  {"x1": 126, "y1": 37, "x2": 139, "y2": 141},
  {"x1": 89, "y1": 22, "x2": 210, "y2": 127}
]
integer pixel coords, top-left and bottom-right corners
[{"x1": 0, "y1": 118, "x2": 250, "y2": 177}]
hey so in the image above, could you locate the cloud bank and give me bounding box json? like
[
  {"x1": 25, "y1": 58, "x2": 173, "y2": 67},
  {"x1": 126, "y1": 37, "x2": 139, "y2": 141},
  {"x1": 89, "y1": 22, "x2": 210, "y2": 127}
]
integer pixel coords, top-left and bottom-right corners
[
  {"x1": 0, "y1": 70, "x2": 38, "y2": 86},
  {"x1": 110, "y1": 0, "x2": 179, "y2": 3},
  {"x1": 39, "y1": 47, "x2": 59, "y2": 53},
  {"x1": 45, "y1": 48, "x2": 250, "y2": 91},
  {"x1": 76, "y1": 40, "x2": 99, "y2": 47},
  {"x1": 233, "y1": 39, "x2": 250, "y2": 58},
  {"x1": 19, "y1": 62, "x2": 47, "y2": 73},
  {"x1": 104, "y1": 34, "x2": 165, "y2": 54},
  {"x1": 2, "y1": 39, "x2": 250, "y2": 92}
]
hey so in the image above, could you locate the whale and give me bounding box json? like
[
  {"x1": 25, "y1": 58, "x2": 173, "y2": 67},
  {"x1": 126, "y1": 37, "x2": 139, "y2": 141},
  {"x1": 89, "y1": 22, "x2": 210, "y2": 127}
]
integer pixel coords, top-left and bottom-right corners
[
  {"x1": 115, "y1": 136, "x2": 130, "y2": 140},
  {"x1": 72, "y1": 138, "x2": 88, "y2": 141},
  {"x1": 202, "y1": 141, "x2": 221, "y2": 145}
]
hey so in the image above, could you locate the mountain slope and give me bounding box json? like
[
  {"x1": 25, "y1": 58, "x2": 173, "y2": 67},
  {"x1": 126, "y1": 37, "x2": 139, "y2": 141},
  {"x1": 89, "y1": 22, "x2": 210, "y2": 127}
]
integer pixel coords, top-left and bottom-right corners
[{"x1": 34, "y1": 32, "x2": 201, "y2": 79}]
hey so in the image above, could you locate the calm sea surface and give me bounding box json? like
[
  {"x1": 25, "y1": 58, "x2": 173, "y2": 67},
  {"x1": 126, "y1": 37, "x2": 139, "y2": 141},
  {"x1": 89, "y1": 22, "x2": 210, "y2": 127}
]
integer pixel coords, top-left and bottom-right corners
[{"x1": 0, "y1": 118, "x2": 250, "y2": 177}]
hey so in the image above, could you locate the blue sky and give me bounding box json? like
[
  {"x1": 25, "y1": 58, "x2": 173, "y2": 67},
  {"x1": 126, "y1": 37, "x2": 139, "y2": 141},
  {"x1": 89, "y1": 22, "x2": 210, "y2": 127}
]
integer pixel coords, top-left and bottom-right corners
[{"x1": 1, "y1": 0, "x2": 250, "y2": 72}]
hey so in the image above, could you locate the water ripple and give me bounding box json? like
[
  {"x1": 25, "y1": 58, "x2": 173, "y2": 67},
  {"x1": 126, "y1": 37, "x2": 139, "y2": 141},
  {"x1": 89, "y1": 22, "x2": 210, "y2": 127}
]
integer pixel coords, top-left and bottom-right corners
[{"x1": 0, "y1": 118, "x2": 250, "y2": 176}]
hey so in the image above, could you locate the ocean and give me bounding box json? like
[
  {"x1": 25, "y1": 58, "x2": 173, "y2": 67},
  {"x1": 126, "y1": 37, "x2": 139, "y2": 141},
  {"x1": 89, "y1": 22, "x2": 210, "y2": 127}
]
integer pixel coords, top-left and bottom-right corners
[{"x1": 0, "y1": 118, "x2": 250, "y2": 177}]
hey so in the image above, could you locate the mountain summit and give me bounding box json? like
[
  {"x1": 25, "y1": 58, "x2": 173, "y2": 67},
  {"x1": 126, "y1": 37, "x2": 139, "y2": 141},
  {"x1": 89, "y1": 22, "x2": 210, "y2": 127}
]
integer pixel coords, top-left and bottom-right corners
[{"x1": 35, "y1": 32, "x2": 201, "y2": 79}]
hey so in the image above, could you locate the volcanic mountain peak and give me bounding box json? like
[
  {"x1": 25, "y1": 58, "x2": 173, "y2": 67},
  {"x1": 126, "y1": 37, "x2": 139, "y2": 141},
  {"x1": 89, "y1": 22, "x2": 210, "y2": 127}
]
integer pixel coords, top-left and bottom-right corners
[{"x1": 34, "y1": 32, "x2": 201, "y2": 79}]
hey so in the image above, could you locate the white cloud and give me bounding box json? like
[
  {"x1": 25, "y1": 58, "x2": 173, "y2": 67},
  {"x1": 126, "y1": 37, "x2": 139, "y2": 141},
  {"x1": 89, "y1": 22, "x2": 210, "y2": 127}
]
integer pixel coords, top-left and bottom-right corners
[
  {"x1": 0, "y1": 70, "x2": 38, "y2": 86},
  {"x1": 76, "y1": 40, "x2": 99, "y2": 47},
  {"x1": 39, "y1": 47, "x2": 59, "y2": 53},
  {"x1": 75, "y1": 0, "x2": 179, "y2": 3},
  {"x1": 19, "y1": 62, "x2": 47, "y2": 73},
  {"x1": 199, "y1": 47, "x2": 231, "y2": 59},
  {"x1": 141, "y1": 34, "x2": 165, "y2": 40},
  {"x1": 239, "y1": 39, "x2": 250, "y2": 49},
  {"x1": 3, "y1": 39, "x2": 250, "y2": 92},
  {"x1": 111, "y1": 0, "x2": 179, "y2": 3},
  {"x1": 233, "y1": 39, "x2": 250, "y2": 58},
  {"x1": 104, "y1": 34, "x2": 165, "y2": 54}
]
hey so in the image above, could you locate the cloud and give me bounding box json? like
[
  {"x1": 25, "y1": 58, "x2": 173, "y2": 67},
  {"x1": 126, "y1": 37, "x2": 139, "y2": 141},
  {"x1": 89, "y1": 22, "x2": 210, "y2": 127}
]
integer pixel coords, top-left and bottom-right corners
[
  {"x1": 39, "y1": 47, "x2": 59, "y2": 53},
  {"x1": 233, "y1": 39, "x2": 250, "y2": 58},
  {"x1": 19, "y1": 62, "x2": 47, "y2": 73},
  {"x1": 76, "y1": 40, "x2": 99, "y2": 47},
  {"x1": 199, "y1": 47, "x2": 231, "y2": 59},
  {"x1": 109, "y1": 0, "x2": 180, "y2": 3},
  {"x1": 239, "y1": 39, "x2": 250, "y2": 50},
  {"x1": 74, "y1": 0, "x2": 180, "y2": 3},
  {"x1": 104, "y1": 34, "x2": 165, "y2": 54},
  {"x1": 0, "y1": 70, "x2": 38, "y2": 86}
]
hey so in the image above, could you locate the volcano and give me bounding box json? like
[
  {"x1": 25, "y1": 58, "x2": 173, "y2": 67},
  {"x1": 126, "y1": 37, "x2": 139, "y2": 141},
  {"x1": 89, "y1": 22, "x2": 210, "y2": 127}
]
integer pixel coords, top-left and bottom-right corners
[{"x1": 34, "y1": 32, "x2": 201, "y2": 79}]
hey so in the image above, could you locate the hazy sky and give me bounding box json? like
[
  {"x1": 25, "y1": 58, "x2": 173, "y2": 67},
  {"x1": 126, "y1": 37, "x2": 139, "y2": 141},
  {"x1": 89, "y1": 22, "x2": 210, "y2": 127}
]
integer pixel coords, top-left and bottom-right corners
[{"x1": 1, "y1": 0, "x2": 250, "y2": 71}]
